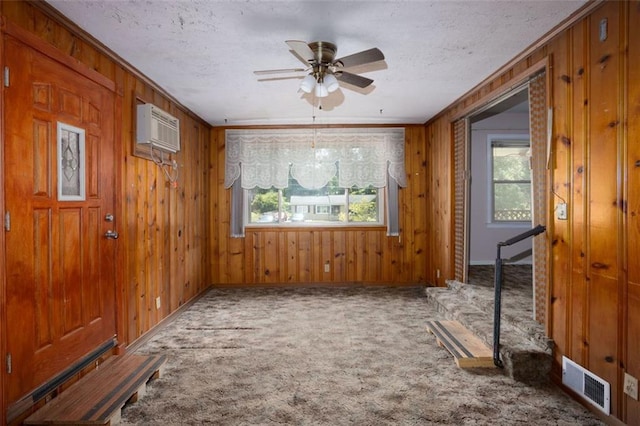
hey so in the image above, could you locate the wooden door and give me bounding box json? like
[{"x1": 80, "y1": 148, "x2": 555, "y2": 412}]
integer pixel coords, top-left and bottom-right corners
[{"x1": 3, "y1": 35, "x2": 117, "y2": 405}]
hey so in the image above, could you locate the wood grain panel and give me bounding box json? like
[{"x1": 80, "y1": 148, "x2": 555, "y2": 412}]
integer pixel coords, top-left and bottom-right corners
[
  {"x1": 58, "y1": 89, "x2": 81, "y2": 121},
  {"x1": 427, "y1": 118, "x2": 454, "y2": 286},
  {"x1": 626, "y1": 1, "x2": 640, "y2": 423},
  {"x1": 33, "y1": 208, "x2": 53, "y2": 349},
  {"x1": 333, "y1": 231, "x2": 347, "y2": 281},
  {"x1": 84, "y1": 207, "x2": 100, "y2": 323},
  {"x1": 60, "y1": 208, "x2": 83, "y2": 334},
  {"x1": 586, "y1": 6, "x2": 621, "y2": 412},
  {"x1": 547, "y1": 32, "x2": 570, "y2": 369},
  {"x1": 33, "y1": 83, "x2": 52, "y2": 112},
  {"x1": 407, "y1": 126, "x2": 428, "y2": 283},
  {"x1": 84, "y1": 98, "x2": 101, "y2": 127},
  {"x1": 86, "y1": 133, "x2": 99, "y2": 198},
  {"x1": 297, "y1": 231, "x2": 312, "y2": 283},
  {"x1": 569, "y1": 19, "x2": 588, "y2": 366},
  {"x1": 32, "y1": 119, "x2": 52, "y2": 197}
]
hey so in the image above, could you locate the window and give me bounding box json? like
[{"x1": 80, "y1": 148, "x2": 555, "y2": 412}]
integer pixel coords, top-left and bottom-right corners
[
  {"x1": 490, "y1": 138, "x2": 531, "y2": 222},
  {"x1": 225, "y1": 128, "x2": 406, "y2": 236},
  {"x1": 247, "y1": 173, "x2": 382, "y2": 226}
]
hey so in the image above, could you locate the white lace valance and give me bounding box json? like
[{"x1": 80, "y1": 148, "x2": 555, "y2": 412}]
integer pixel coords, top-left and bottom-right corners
[{"x1": 224, "y1": 128, "x2": 406, "y2": 190}]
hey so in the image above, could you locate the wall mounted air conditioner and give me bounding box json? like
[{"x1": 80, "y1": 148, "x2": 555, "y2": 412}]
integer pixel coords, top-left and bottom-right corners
[
  {"x1": 136, "y1": 103, "x2": 180, "y2": 153},
  {"x1": 562, "y1": 356, "x2": 610, "y2": 415}
]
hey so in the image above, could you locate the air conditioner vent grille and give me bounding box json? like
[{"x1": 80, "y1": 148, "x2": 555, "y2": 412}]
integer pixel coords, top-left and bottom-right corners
[
  {"x1": 584, "y1": 374, "x2": 606, "y2": 408},
  {"x1": 562, "y1": 356, "x2": 610, "y2": 415}
]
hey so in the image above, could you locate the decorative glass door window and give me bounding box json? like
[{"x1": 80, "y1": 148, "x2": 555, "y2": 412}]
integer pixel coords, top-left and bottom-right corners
[{"x1": 57, "y1": 122, "x2": 86, "y2": 201}]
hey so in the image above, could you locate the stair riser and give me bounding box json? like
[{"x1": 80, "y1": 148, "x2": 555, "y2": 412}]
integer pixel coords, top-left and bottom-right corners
[{"x1": 426, "y1": 286, "x2": 552, "y2": 385}]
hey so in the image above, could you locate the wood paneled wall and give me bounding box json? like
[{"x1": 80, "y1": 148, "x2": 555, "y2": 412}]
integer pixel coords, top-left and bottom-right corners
[
  {"x1": 118, "y1": 77, "x2": 209, "y2": 344},
  {"x1": 1, "y1": 1, "x2": 210, "y2": 349},
  {"x1": 425, "y1": 1, "x2": 640, "y2": 423},
  {"x1": 209, "y1": 125, "x2": 429, "y2": 286}
]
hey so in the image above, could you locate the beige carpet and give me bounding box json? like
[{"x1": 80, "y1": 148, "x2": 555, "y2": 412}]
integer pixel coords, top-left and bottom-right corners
[{"x1": 121, "y1": 286, "x2": 603, "y2": 425}]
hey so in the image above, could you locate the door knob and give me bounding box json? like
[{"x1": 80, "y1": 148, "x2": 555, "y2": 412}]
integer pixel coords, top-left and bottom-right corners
[{"x1": 104, "y1": 230, "x2": 119, "y2": 239}]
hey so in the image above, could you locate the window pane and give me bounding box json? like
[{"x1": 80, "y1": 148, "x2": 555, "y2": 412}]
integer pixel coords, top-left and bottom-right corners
[
  {"x1": 492, "y1": 146, "x2": 530, "y2": 181},
  {"x1": 348, "y1": 186, "x2": 379, "y2": 222},
  {"x1": 494, "y1": 183, "x2": 531, "y2": 221},
  {"x1": 248, "y1": 174, "x2": 381, "y2": 225},
  {"x1": 249, "y1": 187, "x2": 281, "y2": 223}
]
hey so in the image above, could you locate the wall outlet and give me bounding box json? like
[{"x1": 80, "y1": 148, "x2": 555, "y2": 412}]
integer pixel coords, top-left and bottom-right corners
[
  {"x1": 436, "y1": 269, "x2": 441, "y2": 279},
  {"x1": 155, "y1": 297, "x2": 161, "y2": 310},
  {"x1": 556, "y1": 202, "x2": 567, "y2": 220},
  {"x1": 624, "y1": 373, "x2": 638, "y2": 400},
  {"x1": 324, "y1": 262, "x2": 330, "y2": 273}
]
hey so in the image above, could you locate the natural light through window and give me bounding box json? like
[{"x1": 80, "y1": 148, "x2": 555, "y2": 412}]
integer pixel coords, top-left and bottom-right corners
[
  {"x1": 248, "y1": 173, "x2": 382, "y2": 226},
  {"x1": 224, "y1": 128, "x2": 405, "y2": 236},
  {"x1": 490, "y1": 138, "x2": 531, "y2": 223}
]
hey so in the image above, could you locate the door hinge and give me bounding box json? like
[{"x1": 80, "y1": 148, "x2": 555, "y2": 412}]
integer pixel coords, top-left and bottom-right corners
[
  {"x1": 6, "y1": 353, "x2": 11, "y2": 374},
  {"x1": 3, "y1": 67, "x2": 9, "y2": 88},
  {"x1": 4, "y1": 211, "x2": 10, "y2": 231}
]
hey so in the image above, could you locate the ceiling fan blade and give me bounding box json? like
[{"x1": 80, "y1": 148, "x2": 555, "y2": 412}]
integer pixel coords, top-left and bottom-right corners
[
  {"x1": 257, "y1": 76, "x2": 304, "y2": 82},
  {"x1": 335, "y1": 48, "x2": 384, "y2": 69},
  {"x1": 254, "y1": 68, "x2": 307, "y2": 75},
  {"x1": 286, "y1": 40, "x2": 315, "y2": 63},
  {"x1": 336, "y1": 71, "x2": 374, "y2": 88}
]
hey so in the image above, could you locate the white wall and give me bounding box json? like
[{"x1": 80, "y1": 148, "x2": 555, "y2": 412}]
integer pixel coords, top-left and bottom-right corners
[{"x1": 470, "y1": 111, "x2": 531, "y2": 264}]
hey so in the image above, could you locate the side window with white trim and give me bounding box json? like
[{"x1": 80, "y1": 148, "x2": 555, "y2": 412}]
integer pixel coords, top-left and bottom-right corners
[{"x1": 490, "y1": 138, "x2": 531, "y2": 222}]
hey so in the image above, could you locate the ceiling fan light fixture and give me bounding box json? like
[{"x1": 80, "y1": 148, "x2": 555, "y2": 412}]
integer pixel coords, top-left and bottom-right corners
[
  {"x1": 315, "y1": 82, "x2": 329, "y2": 98},
  {"x1": 300, "y1": 74, "x2": 316, "y2": 93},
  {"x1": 324, "y1": 73, "x2": 339, "y2": 93},
  {"x1": 257, "y1": 40, "x2": 384, "y2": 100}
]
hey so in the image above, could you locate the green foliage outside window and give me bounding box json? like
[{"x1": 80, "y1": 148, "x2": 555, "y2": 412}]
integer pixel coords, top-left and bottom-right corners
[{"x1": 247, "y1": 170, "x2": 381, "y2": 225}]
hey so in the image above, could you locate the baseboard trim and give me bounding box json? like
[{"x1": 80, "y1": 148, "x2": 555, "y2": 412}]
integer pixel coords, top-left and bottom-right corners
[
  {"x1": 125, "y1": 286, "x2": 212, "y2": 353},
  {"x1": 209, "y1": 281, "x2": 427, "y2": 289}
]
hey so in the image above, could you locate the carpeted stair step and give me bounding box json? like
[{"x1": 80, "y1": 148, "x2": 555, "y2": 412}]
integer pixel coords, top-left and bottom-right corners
[
  {"x1": 444, "y1": 280, "x2": 553, "y2": 351},
  {"x1": 425, "y1": 281, "x2": 552, "y2": 384}
]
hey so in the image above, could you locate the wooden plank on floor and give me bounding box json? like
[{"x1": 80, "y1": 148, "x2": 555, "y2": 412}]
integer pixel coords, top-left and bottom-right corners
[
  {"x1": 24, "y1": 354, "x2": 166, "y2": 425},
  {"x1": 426, "y1": 320, "x2": 495, "y2": 368}
]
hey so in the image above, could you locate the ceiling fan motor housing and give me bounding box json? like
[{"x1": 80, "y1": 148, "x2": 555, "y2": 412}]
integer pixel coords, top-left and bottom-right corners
[{"x1": 308, "y1": 41, "x2": 337, "y2": 65}]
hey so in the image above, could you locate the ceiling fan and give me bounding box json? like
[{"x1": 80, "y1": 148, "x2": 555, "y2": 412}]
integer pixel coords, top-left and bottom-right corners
[{"x1": 254, "y1": 40, "x2": 385, "y2": 98}]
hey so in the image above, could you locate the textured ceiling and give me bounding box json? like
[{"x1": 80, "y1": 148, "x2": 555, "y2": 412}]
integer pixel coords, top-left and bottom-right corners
[{"x1": 45, "y1": 0, "x2": 587, "y2": 126}]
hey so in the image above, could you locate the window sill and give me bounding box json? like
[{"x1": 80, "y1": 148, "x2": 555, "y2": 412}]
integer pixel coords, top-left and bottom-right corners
[
  {"x1": 246, "y1": 222, "x2": 386, "y2": 231},
  {"x1": 485, "y1": 222, "x2": 532, "y2": 229}
]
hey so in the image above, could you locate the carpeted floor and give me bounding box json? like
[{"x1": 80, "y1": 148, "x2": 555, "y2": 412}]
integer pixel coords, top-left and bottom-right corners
[{"x1": 121, "y1": 286, "x2": 603, "y2": 425}]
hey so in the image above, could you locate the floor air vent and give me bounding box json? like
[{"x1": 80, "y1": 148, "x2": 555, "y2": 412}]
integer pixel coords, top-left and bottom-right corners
[{"x1": 562, "y1": 356, "x2": 610, "y2": 415}]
